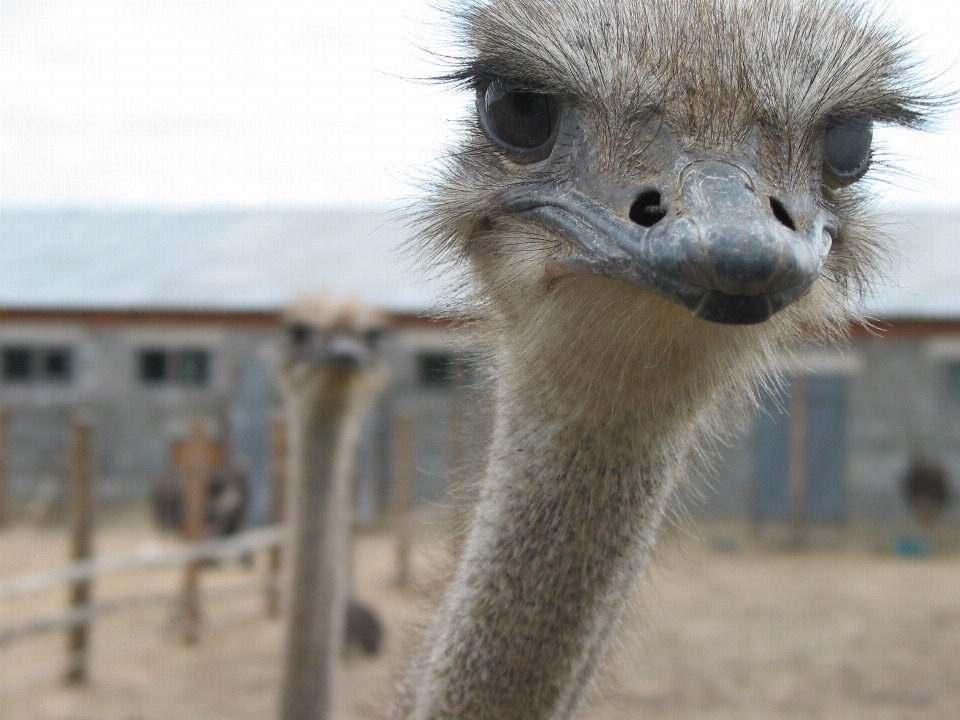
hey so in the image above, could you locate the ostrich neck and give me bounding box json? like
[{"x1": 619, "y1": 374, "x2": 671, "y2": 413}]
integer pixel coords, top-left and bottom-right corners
[
  {"x1": 395, "y1": 353, "x2": 702, "y2": 720},
  {"x1": 280, "y1": 366, "x2": 379, "y2": 720}
]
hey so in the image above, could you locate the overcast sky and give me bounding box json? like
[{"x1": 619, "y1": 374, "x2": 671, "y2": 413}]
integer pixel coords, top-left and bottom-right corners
[{"x1": 1, "y1": 0, "x2": 959, "y2": 208}]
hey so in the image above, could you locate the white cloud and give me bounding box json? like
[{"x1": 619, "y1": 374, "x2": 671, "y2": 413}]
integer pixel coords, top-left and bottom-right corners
[
  {"x1": 0, "y1": 0, "x2": 958, "y2": 207},
  {"x1": 0, "y1": 0, "x2": 464, "y2": 206}
]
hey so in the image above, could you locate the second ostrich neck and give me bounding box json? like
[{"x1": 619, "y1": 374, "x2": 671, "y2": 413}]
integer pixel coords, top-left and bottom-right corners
[{"x1": 403, "y1": 338, "x2": 719, "y2": 720}]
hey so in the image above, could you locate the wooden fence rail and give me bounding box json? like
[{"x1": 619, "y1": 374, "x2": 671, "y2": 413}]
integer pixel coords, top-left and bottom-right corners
[
  {"x1": 0, "y1": 581, "x2": 274, "y2": 646},
  {"x1": 0, "y1": 524, "x2": 283, "y2": 601}
]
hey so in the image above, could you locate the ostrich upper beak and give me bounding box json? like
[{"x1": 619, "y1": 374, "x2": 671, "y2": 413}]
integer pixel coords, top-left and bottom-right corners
[{"x1": 499, "y1": 161, "x2": 834, "y2": 325}]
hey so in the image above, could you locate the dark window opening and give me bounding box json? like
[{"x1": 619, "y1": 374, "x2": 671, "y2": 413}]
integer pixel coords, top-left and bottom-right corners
[
  {"x1": 947, "y1": 362, "x2": 960, "y2": 398},
  {"x1": 417, "y1": 353, "x2": 479, "y2": 388},
  {"x1": 140, "y1": 350, "x2": 168, "y2": 383},
  {"x1": 2, "y1": 346, "x2": 75, "y2": 384},
  {"x1": 43, "y1": 348, "x2": 72, "y2": 382},
  {"x1": 419, "y1": 353, "x2": 456, "y2": 387},
  {"x1": 178, "y1": 350, "x2": 209, "y2": 386},
  {"x1": 2, "y1": 347, "x2": 32, "y2": 382},
  {"x1": 139, "y1": 348, "x2": 210, "y2": 387}
]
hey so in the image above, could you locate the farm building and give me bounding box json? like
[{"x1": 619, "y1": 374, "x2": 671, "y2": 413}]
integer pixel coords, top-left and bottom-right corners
[
  {"x1": 0, "y1": 208, "x2": 958, "y2": 532},
  {"x1": 710, "y1": 211, "x2": 960, "y2": 531},
  {"x1": 0, "y1": 209, "x2": 475, "y2": 526}
]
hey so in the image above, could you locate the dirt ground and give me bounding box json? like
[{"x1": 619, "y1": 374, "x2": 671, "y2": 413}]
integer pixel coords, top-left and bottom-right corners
[{"x1": 2, "y1": 513, "x2": 960, "y2": 720}]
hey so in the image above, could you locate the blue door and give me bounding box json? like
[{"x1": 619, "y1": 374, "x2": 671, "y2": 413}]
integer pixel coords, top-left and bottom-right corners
[{"x1": 750, "y1": 376, "x2": 848, "y2": 521}]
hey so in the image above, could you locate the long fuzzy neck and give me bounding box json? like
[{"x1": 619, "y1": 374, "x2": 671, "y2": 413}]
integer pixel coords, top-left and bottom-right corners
[
  {"x1": 392, "y1": 289, "x2": 759, "y2": 720},
  {"x1": 389, "y1": 0, "x2": 932, "y2": 711}
]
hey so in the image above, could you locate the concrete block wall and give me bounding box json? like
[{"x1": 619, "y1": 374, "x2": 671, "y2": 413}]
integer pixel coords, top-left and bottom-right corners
[{"x1": 5, "y1": 317, "x2": 959, "y2": 530}]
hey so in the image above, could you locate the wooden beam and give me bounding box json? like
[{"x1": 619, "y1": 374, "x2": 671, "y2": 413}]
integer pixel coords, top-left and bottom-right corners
[
  {"x1": 64, "y1": 412, "x2": 96, "y2": 684},
  {"x1": 180, "y1": 417, "x2": 210, "y2": 644},
  {"x1": 266, "y1": 412, "x2": 287, "y2": 618},
  {"x1": 0, "y1": 408, "x2": 10, "y2": 528},
  {"x1": 393, "y1": 414, "x2": 413, "y2": 589},
  {"x1": 0, "y1": 307, "x2": 453, "y2": 330}
]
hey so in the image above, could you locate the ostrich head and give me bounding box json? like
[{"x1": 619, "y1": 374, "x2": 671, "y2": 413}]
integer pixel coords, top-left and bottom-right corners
[
  {"x1": 394, "y1": 0, "x2": 929, "y2": 720},
  {"x1": 419, "y1": 0, "x2": 933, "y2": 419},
  {"x1": 396, "y1": 5, "x2": 939, "y2": 717}
]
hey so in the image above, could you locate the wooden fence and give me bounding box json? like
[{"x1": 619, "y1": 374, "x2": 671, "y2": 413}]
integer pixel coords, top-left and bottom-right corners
[
  {"x1": 0, "y1": 524, "x2": 283, "y2": 646},
  {"x1": 0, "y1": 405, "x2": 420, "y2": 715}
]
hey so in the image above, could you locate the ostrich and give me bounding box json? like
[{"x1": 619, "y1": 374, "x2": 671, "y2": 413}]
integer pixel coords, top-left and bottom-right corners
[
  {"x1": 391, "y1": 0, "x2": 936, "y2": 718},
  {"x1": 276, "y1": 298, "x2": 388, "y2": 718}
]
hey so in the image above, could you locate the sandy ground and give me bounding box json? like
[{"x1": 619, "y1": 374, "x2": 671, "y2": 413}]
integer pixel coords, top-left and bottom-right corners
[{"x1": 2, "y1": 514, "x2": 960, "y2": 720}]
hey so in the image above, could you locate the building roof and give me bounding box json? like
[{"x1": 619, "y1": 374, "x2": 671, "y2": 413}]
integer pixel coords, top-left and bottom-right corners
[
  {"x1": 0, "y1": 207, "x2": 957, "y2": 320},
  {"x1": 0, "y1": 208, "x2": 442, "y2": 314}
]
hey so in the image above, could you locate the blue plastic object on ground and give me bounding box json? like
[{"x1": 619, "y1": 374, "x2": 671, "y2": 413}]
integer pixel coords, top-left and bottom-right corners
[{"x1": 894, "y1": 536, "x2": 930, "y2": 556}]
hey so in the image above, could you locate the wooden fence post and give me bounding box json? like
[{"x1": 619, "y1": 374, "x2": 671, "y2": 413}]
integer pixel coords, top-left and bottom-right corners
[
  {"x1": 64, "y1": 412, "x2": 96, "y2": 684},
  {"x1": 180, "y1": 417, "x2": 209, "y2": 644},
  {"x1": 788, "y1": 376, "x2": 809, "y2": 550},
  {"x1": 266, "y1": 412, "x2": 287, "y2": 618},
  {"x1": 393, "y1": 414, "x2": 413, "y2": 589},
  {"x1": 0, "y1": 408, "x2": 11, "y2": 528}
]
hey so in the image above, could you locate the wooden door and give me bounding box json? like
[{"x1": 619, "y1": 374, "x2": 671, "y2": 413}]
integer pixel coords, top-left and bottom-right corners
[{"x1": 750, "y1": 376, "x2": 848, "y2": 521}]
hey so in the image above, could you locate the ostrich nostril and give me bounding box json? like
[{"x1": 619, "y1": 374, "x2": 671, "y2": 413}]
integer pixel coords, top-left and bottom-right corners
[
  {"x1": 769, "y1": 197, "x2": 796, "y2": 231},
  {"x1": 629, "y1": 190, "x2": 667, "y2": 228}
]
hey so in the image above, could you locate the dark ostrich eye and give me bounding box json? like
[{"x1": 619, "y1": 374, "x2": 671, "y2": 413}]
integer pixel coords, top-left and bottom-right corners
[
  {"x1": 477, "y1": 80, "x2": 559, "y2": 161},
  {"x1": 823, "y1": 118, "x2": 873, "y2": 188}
]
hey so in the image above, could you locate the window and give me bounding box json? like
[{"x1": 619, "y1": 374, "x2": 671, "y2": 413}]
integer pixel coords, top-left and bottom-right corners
[
  {"x1": 139, "y1": 350, "x2": 167, "y2": 383},
  {"x1": 2, "y1": 346, "x2": 73, "y2": 384},
  {"x1": 138, "y1": 348, "x2": 210, "y2": 387},
  {"x1": 418, "y1": 353, "x2": 454, "y2": 387},
  {"x1": 43, "y1": 348, "x2": 72, "y2": 382},
  {"x1": 178, "y1": 349, "x2": 208, "y2": 386},
  {"x1": 2, "y1": 347, "x2": 31, "y2": 382},
  {"x1": 947, "y1": 362, "x2": 960, "y2": 398}
]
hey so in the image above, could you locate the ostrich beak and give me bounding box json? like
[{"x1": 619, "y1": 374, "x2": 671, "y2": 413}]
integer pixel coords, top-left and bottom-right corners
[{"x1": 499, "y1": 161, "x2": 834, "y2": 325}]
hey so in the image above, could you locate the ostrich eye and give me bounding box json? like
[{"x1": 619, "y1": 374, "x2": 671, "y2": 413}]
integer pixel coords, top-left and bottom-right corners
[
  {"x1": 478, "y1": 80, "x2": 559, "y2": 160},
  {"x1": 823, "y1": 118, "x2": 873, "y2": 187}
]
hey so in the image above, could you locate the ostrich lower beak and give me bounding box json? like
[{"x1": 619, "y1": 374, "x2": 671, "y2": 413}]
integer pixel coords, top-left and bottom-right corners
[{"x1": 499, "y1": 162, "x2": 834, "y2": 325}]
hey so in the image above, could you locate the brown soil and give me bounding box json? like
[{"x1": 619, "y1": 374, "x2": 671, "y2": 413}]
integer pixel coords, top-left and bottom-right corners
[{"x1": 2, "y1": 514, "x2": 959, "y2": 720}]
